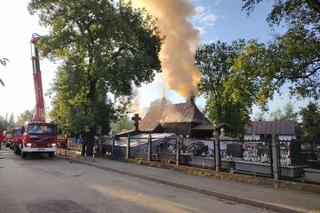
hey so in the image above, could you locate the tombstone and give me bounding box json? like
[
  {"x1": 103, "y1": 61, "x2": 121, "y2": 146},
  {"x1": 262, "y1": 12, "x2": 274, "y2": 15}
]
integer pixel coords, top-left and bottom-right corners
[
  {"x1": 226, "y1": 143, "x2": 242, "y2": 158},
  {"x1": 220, "y1": 128, "x2": 225, "y2": 138}
]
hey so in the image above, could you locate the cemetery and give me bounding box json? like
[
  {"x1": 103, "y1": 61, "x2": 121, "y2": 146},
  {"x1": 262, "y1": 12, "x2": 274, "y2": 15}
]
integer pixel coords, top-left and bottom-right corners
[{"x1": 104, "y1": 111, "x2": 320, "y2": 183}]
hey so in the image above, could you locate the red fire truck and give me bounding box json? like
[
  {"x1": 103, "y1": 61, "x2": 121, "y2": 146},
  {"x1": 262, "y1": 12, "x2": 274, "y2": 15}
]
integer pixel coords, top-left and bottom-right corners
[{"x1": 3, "y1": 34, "x2": 59, "y2": 158}]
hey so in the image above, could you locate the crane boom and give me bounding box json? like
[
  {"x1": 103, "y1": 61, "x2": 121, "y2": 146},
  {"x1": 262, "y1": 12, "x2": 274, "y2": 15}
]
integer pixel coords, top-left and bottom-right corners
[{"x1": 31, "y1": 33, "x2": 45, "y2": 122}]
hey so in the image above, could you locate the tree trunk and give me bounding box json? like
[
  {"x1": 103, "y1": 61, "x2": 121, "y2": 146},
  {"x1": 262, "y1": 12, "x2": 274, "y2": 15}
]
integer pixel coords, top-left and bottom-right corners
[
  {"x1": 81, "y1": 144, "x2": 86, "y2": 156},
  {"x1": 85, "y1": 129, "x2": 95, "y2": 156}
]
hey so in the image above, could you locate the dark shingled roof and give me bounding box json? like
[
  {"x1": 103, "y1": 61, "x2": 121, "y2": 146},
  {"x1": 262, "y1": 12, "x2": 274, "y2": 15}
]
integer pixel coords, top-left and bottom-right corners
[
  {"x1": 139, "y1": 101, "x2": 213, "y2": 132},
  {"x1": 245, "y1": 120, "x2": 296, "y2": 135}
]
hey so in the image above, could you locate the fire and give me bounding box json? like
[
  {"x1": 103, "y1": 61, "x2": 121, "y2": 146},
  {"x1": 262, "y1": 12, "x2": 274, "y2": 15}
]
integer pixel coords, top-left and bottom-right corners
[{"x1": 128, "y1": 0, "x2": 201, "y2": 98}]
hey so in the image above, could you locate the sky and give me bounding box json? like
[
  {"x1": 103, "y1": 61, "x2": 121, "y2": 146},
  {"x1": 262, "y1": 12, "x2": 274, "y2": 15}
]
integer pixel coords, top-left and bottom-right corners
[{"x1": 0, "y1": 0, "x2": 309, "y2": 120}]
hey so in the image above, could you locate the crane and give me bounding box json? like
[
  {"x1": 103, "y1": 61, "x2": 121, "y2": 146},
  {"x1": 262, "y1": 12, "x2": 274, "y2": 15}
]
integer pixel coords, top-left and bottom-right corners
[{"x1": 30, "y1": 33, "x2": 45, "y2": 122}]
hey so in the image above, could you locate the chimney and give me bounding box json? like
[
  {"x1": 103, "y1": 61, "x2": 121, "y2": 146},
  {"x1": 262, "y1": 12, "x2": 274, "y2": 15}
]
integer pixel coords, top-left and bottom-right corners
[{"x1": 188, "y1": 95, "x2": 195, "y2": 105}]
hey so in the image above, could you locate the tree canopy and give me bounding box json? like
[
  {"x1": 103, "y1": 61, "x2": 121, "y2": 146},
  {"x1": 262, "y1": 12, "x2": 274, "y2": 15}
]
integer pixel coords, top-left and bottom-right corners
[
  {"x1": 16, "y1": 110, "x2": 34, "y2": 125},
  {"x1": 0, "y1": 114, "x2": 15, "y2": 132},
  {"x1": 110, "y1": 115, "x2": 134, "y2": 134},
  {"x1": 196, "y1": 40, "x2": 259, "y2": 135},
  {"x1": 269, "y1": 102, "x2": 298, "y2": 121},
  {"x1": 28, "y1": 0, "x2": 162, "y2": 154},
  {"x1": 300, "y1": 102, "x2": 320, "y2": 147},
  {"x1": 240, "y1": 0, "x2": 320, "y2": 100}
]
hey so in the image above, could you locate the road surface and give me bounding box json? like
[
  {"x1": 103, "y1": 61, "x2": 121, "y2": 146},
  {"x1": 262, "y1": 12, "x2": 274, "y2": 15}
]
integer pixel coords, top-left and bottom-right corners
[{"x1": 0, "y1": 149, "x2": 269, "y2": 213}]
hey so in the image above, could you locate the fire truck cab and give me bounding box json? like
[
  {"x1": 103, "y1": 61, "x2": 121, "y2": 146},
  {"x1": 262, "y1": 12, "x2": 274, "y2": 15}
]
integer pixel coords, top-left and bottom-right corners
[
  {"x1": 2, "y1": 126, "x2": 24, "y2": 153},
  {"x1": 20, "y1": 122, "x2": 58, "y2": 158}
]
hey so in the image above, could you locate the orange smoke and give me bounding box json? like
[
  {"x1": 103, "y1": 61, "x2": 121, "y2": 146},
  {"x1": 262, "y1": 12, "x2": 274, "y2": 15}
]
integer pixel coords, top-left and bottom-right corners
[{"x1": 129, "y1": 0, "x2": 201, "y2": 98}]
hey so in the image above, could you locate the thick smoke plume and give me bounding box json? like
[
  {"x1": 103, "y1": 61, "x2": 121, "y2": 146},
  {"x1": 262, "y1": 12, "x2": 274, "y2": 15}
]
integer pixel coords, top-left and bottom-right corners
[{"x1": 130, "y1": 0, "x2": 201, "y2": 98}]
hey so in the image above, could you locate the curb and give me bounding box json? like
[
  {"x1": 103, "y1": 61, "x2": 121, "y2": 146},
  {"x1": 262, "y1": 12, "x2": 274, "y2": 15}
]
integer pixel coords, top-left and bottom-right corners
[{"x1": 58, "y1": 156, "x2": 304, "y2": 213}]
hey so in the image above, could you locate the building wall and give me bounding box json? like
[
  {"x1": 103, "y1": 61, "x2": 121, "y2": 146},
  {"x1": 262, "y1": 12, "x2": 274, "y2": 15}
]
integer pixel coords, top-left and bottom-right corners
[
  {"x1": 244, "y1": 135, "x2": 261, "y2": 140},
  {"x1": 162, "y1": 122, "x2": 192, "y2": 137},
  {"x1": 278, "y1": 135, "x2": 296, "y2": 141},
  {"x1": 244, "y1": 134, "x2": 296, "y2": 141}
]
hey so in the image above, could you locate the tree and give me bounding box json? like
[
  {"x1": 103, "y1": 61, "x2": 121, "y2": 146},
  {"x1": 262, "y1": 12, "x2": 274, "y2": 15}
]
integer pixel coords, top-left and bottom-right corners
[
  {"x1": 0, "y1": 58, "x2": 9, "y2": 86},
  {"x1": 252, "y1": 110, "x2": 266, "y2": 121},
  {"x1": 196, "y1": 41, "x2": 259, "y2": 135},
  {"x1": 300, "y1": 102, "x2": 320, "y2": 156},
  {"x1": 16, "y1": 110, "x2": 34, "y2": 125},
  {"x1": 8, "y1": 113, "x2": 15, "y2": 125},
  {"x1": 0, "y1": 116, "x2": 10, "y2": 132},
  {"x1": 110, "y1": 115, "x2": 134, "y2": 134},
  {"x1": 28, "y1": 0, "x2": 162, "y2": 155},
  {"x1": 269, "y1": 102, "x2": 298, "y2": 121},
  {"x1": 241, "y1": 0, "x2": 320, "y2": 100}
]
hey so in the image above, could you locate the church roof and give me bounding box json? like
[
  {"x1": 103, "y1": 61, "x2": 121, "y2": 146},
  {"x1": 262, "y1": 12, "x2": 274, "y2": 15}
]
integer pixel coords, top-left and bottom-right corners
[
  {"x1": 245, "y1": 120, "x2": 296, "y2": 135},
  {"x1": 139, "y1": 101, "x2": 213, "y2": 132}
]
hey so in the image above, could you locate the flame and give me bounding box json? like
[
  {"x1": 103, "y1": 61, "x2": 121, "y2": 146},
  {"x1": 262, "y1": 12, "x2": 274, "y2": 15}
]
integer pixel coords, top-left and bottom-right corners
[{"x1": 129, "y1": 0, "x2": 201, "y2": 98}]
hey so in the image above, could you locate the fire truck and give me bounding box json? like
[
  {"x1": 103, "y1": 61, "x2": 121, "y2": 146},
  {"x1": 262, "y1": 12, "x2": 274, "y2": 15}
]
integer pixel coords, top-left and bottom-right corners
[{"x1": 3, "y1": 34, "x2": 59, "y2": 158}]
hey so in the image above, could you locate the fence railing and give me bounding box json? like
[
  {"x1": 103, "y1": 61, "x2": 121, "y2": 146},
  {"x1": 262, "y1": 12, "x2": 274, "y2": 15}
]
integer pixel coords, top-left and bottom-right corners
[{"x1": 57, "y1": 134, "x2": 320, "y2": 184}]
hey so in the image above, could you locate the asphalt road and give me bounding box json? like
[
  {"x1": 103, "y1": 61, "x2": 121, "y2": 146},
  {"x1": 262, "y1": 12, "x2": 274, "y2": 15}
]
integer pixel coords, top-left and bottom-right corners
[{"x1": 0, "y1": 149, "x2": 270, "y2": 213}]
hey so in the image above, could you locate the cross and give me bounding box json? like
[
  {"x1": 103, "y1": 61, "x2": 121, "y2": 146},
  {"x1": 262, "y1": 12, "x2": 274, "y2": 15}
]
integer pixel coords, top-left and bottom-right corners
[{"x1": 132, "y1": 113, "x2": 141, "y2": 131}]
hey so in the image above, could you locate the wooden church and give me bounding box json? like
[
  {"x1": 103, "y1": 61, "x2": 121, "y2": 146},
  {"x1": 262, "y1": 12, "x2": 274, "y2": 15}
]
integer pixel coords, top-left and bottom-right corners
[{"x1": 138, "y1": 97, "x2": 214, "y2": 139}]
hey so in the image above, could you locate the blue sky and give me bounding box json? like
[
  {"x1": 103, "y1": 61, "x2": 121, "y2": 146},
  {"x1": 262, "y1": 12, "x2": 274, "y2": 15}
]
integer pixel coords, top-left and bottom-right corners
[{"x1": 0, "y1": 0, "x2": 309, "y2": 120}]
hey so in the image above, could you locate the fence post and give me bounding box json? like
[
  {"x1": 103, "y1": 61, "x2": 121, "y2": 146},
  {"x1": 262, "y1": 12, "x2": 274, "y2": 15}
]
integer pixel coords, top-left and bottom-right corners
[
  {"x1": 148, "y1": 134, "x2": 152, "y2": 162},
  {"x1": 214, "y1": 131, "x2": 220, "y2": 172},
  {"x1": 272, "y1": 134, "x2": 280, "y2": 180},
  {"x1": 99, "y1": 136, "x2": 102, "y2": 156},
  {"x1": 92, "y1": 144, "x2": 95, "y2": 162},
  {"x1": 126, "y1": 135, "x2": 131, "y2": 159},
  {"x1": 176, "y1": 138, "x2": 181, "y2": 167},
  {"x1": 111, "y1": 137, "x2": 115, "y2": 157},
  {"x1": 84, "y1": 145, "x2": 87, "y2": 160}
]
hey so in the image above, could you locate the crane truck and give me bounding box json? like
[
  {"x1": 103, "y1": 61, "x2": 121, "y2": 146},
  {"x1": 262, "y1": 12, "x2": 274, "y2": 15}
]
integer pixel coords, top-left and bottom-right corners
[{"x1": 2, "y1": 34, "x2": 58, "y2": 158}]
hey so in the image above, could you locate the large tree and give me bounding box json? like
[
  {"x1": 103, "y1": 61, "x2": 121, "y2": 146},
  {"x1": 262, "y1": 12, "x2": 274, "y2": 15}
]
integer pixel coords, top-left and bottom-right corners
[
  {"x1": 269, "y1": 102, "x2": 298, "y2": 121},
  {"x1": 110, "y1": 115, "x2": 134, "y2": 134},
  {"x1": 240, "y1": 0, "x2": 320, "y2": 100},
  {"x1": 28, "y1": 0, "x2": 162, "y2": 155},
  {"x1": 300, "y1": 102, "x2": 320, "y2": 157},
  {"x1": 0, "y1": 115, "x2": 13, "y2": 132},
  {"x1": 196, "y1": 40, "x2": 259, "y2": 135},
  {"x1": 16, "y1": 110, "x2": 34, "y2": 125}
]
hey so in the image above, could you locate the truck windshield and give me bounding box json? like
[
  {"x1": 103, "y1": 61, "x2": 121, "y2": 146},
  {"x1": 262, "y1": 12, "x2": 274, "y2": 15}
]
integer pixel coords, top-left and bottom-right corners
[{"x1": 27, "y1": 124, "x2": 57, "y2": 135}]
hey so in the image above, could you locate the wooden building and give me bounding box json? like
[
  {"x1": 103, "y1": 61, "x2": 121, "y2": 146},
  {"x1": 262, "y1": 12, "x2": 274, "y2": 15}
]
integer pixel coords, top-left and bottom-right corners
[
  {"x1": 244, "y1": 120, "x2": 296, "y2": 141},
  {"x1": 139, "y1": 97, "x2": 214, "y2": 139}
]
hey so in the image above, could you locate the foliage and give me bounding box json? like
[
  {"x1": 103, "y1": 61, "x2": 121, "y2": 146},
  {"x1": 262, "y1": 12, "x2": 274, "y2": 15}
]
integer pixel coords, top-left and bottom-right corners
[
  {"x1": 252, "y1": 111, "x2": 266, "y2": 121},
  {"x1": 16, "y1": 110, "x2": 34, "y2": 125},
  {"x1": 0, "y1": 58, "x2": 9, "y2": 86},
  {"x1": 28, "y1": 0, "x2": 162, "y2": 155},
  {"x1": 0, "y1": 114, "x2": 15, "y2": 132},
  {"x1": 241, "y1": 0, "x2": 320, "y2": 100},
  {"x1": 253, "y1": 102, "x2": 298, "y2": 121},
  {"x1": 269, "y1": 102, "x2": 298, "y2": 121},
  {"x1": 196, "y1": 40, "x2": 259, "y2": 135},
  {"x1": 300, "y1": 102, "x2": 320, "y2": 145},
  {"x1": 110, "y1": 115, "x2": 134, "y2": 134}
]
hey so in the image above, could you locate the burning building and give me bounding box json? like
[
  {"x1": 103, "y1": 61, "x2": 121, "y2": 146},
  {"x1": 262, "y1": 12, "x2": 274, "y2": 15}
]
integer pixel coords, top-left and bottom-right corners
[{"x1": 139, "y1": 96, "x2": 214, "y2": 139}]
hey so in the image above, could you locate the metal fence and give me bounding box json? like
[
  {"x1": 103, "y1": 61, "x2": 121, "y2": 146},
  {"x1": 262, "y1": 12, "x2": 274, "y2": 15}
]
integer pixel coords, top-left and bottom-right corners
[{"x1": 56, "y1": 135, "x2": 320, "y2": 184}]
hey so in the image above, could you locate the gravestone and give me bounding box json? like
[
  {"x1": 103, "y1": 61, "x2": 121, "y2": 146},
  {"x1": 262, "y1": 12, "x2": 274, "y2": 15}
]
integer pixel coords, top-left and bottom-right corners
[{"x1": 226, "y1": 143, "x2": 242, "y2": 158}]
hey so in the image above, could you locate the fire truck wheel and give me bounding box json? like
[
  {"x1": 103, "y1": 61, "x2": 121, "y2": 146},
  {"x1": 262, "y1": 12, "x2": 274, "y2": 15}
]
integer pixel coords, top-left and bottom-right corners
[
  {"x1": 48, "y1": 152, "x2": 54, "y2": 159},
  {"x1": 13, "y1": 145, "x2": 21, "y2": 155},
  {"x1": 21, "y1": 152, "x2": 27, "y2": 158}
]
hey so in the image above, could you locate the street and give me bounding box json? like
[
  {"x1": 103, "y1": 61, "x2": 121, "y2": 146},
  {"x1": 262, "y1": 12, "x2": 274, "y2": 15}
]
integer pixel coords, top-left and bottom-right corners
[{"x1": 0, "y1": 149, "x2": 268, "y2": 213}]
